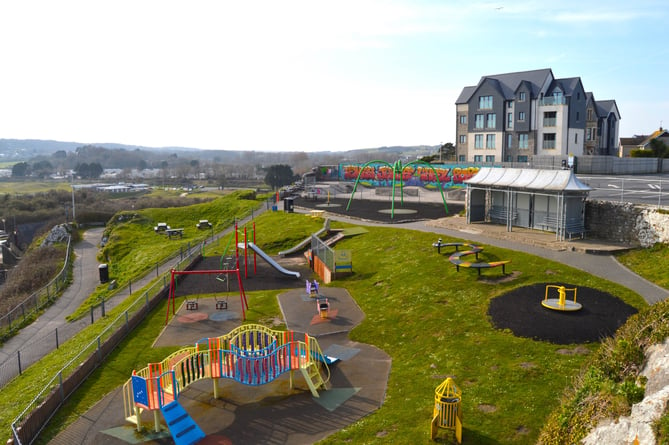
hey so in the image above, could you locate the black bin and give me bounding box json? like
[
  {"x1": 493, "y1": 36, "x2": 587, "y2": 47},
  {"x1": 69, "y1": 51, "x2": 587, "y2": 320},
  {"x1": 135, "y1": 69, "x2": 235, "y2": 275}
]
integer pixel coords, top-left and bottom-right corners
[
  {"x1": 284, "y1": 197, "x2": 295, "y2": 213},
  {"x1": 99, "y1": 264, "x2": 109, "y2": 283}
]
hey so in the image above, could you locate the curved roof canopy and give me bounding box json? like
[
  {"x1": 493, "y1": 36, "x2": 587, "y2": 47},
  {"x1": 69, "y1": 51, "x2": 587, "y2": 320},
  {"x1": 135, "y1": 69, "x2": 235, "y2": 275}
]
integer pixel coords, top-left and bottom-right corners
[{"x1": 465, "y1": 167, "x2": 591, "y2": 192}]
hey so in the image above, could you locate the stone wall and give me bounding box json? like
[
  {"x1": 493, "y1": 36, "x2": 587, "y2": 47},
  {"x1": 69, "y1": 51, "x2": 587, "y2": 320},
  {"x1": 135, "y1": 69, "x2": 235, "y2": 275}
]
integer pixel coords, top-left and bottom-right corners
[{"x1": 586, "y1": 201, "x2": 669, "y2": 247}]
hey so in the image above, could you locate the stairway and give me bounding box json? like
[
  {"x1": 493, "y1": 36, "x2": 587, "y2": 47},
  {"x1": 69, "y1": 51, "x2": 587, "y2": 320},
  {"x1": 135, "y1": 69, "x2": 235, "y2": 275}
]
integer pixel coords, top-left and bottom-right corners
[
  {"x1": 300, "y1": 362, "x2": 327, "y2": 398},
  {"x1": 160, "y1": 400, "x2": 206, "y2": 445}
]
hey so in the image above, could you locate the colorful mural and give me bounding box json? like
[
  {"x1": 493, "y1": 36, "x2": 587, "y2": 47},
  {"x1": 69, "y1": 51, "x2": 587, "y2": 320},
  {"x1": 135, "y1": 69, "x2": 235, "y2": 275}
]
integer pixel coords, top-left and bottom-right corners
[{"x1": 338, "y1": 163, "x2": 479, "y2": 189}]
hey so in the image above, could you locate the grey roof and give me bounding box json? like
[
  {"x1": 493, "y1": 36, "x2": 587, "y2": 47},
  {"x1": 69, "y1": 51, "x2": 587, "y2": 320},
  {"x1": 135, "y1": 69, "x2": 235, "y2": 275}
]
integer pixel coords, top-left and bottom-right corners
[
  {"x1": 551, "y1": 77, "x2": 581, "y2": 95},
  {"x1": 455, "y1": 68, "x2": 553, "y2": 104},
  {"x1": 596, "y1": 100, "x2": 621, "y2": 119},
  {"x1": 465, "y1": 167, "x2": 592, "y2": 192},
  {"x1": 455, "y1": 86, "x2": 477, "y2": 104}
]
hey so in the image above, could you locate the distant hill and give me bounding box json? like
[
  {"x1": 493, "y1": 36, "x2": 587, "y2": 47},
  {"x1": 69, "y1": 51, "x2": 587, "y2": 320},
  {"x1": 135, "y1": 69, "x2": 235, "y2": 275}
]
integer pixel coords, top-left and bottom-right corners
[{"x1": 0, "y1": 138, "x2": 438, "y2": 170}]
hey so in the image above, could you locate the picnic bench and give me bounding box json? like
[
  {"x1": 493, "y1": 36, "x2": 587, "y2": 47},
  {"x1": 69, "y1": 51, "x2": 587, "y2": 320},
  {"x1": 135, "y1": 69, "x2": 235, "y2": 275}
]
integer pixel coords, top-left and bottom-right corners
[
  {"x1": 435, "y1": 239, "x2": 510, "y2": 276},
  {"x1": 166, "y1": 228, "x2": 184, "y2": 239}
]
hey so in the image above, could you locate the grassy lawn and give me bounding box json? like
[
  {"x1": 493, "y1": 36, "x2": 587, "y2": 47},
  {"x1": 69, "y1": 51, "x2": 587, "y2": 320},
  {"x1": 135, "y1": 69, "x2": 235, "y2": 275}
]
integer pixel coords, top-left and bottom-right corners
[{"x1": 1, "y1": 204, "x2": 656, "y2": 444}]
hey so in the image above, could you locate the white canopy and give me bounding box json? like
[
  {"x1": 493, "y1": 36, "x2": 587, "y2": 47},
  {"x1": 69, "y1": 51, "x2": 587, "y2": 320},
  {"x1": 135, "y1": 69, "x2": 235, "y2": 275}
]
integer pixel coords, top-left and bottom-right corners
[{"x1": 465, "y1": 167, "x2": 591, "y2": 192}]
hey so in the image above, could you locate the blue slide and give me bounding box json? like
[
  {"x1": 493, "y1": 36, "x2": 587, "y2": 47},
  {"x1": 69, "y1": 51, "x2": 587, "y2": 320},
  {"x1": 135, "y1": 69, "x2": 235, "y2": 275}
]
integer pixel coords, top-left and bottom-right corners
[
  {"x1": 239, "y1": 242, "x2": 301, "y2": 279},
  {"x1": 160, "y1": 400, "x2": 205, "y2": 445}
]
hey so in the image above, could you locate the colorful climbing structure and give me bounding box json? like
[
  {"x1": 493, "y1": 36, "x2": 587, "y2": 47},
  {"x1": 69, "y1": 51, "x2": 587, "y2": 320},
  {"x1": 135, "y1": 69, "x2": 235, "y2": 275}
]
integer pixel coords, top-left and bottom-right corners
[{"x1": 123, "y1": 324, "x2": 331, "y2": 436}]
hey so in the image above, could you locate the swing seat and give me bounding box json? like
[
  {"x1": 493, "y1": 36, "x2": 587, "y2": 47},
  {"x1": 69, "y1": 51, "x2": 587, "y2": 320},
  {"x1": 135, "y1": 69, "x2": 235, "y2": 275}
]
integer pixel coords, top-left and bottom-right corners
[
  {"x1": 186, "y1": 300, "x2": 198, "y2": 310},
  {"x1": 216, "y1": 299, "x2": 228, "y2": 310}
]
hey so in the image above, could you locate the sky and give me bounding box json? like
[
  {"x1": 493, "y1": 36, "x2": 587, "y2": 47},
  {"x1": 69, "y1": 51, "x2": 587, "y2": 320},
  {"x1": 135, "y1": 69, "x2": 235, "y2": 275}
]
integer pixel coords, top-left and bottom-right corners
[{"x1": 1, "y1": 1, "x2": 667, "y2": 152}]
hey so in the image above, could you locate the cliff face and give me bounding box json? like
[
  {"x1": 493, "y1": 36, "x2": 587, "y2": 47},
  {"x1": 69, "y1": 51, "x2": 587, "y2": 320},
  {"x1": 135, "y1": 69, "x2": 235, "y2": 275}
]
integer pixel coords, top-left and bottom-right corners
[{"x1": 582, "y1": 338, "x2": 669, "y2": 445}]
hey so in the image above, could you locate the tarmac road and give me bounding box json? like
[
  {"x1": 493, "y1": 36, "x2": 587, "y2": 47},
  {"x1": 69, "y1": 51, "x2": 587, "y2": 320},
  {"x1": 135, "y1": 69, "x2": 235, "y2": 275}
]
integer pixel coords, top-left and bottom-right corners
[{"x1": 0, "y1": 228, "x2": 104, "y2": 371}]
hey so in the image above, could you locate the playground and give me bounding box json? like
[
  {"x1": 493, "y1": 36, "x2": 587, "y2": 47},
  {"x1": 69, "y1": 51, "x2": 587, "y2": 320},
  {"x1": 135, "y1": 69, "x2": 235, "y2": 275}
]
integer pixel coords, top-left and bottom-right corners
[
  {"x1": 45, "y1": 198, "x2": 648, "y2": 445},
  {"x1": 67, "y1": 236, "x2": 390, "y2": 445}
]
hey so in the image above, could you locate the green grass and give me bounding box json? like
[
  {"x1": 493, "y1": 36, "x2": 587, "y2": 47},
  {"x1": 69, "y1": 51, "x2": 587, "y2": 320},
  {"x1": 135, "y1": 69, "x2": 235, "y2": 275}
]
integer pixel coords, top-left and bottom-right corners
[
  {"x1": 67, "y1": 190, "x2": 260, "y2": 320},
  {"x1": 2, "y1": 202, "x2": 665, "y2": 445},
  {"x1": 0, "y1": 180, "x2": 74, "y2": 194},
  {"x1": 616, "y1": 243, "x2": 669, "y2": 290}
]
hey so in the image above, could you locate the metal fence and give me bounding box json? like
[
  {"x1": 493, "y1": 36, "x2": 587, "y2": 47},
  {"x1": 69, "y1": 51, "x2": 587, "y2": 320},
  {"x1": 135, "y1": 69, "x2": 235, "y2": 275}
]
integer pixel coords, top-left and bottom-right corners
[
  {"x1": 0, "y1": 236, "x2": 73, "y2": 337},
  {"x1": 311, "y1": 233, "x2": 335, "y2": 271},
  {"x1": 8, "y1": 206, "x2": 261, "y2": 445},
  {"x1": 10, "y1": 240, "x2": 201, "y2": 445}
]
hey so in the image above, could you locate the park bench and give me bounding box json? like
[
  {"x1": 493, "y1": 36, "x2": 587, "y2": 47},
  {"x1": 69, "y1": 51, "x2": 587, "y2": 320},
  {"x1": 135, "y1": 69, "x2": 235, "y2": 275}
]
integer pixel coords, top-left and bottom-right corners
[{"x1": 166, "y1": 228, "x2": 184, "y2": 239}]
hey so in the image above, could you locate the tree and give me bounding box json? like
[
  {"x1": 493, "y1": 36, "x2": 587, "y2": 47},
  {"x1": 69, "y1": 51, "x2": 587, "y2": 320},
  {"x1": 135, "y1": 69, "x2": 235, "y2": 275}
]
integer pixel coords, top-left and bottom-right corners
[
  {"x1": 75, "y1": 162, "x2": 103, "y2": 179},
  {"x1": 264, "y1": 164, "x2": 297, "y2": 190},
  {"x1": 32, "y1": 160, "x2": 54, "y2": 178},
  {"x1": 11, "y1": 162, "x2": 30, "y2": 177},
  {"x1": 649, "y1": 139, "x2": 669, "y2": 158},
  {"x1": 439, "y1": 142, "x2": 456, "y2": 161}
]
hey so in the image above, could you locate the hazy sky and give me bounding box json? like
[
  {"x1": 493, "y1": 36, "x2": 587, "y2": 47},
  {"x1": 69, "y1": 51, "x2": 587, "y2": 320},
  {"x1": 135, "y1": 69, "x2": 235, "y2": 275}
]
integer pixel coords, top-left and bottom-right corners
[{"x1": 1, "y1": 1, "x2": 667, "y2": 152}]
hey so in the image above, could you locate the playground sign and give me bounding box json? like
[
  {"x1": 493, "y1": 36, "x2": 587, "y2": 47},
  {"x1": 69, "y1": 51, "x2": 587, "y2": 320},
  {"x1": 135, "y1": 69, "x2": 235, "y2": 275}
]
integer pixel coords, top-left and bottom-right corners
[{"x1": 335, "y1": 249, "x2": 352, "y2": 274}]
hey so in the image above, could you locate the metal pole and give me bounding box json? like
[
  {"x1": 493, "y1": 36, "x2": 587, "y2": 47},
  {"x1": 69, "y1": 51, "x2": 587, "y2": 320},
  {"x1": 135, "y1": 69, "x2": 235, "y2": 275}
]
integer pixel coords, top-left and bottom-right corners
[{"x1": 71, "y1": 174, "x2": 76, "y2": 222}]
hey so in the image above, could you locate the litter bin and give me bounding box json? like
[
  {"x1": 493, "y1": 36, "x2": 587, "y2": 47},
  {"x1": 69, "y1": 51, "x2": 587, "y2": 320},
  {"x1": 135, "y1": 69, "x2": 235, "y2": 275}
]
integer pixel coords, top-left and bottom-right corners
[
  {"x1": 99, "y1": 264, "x2": 109, "y2": 283},
  {"x1": 284, "y1": 197, "x2": 295, "y2": 213}
]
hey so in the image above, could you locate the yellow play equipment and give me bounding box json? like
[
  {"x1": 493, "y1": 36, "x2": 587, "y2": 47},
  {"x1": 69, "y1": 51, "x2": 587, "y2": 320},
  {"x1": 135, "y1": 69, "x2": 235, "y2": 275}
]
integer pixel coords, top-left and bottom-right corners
[
  {"x1": 430, "y1": 377, "x2": 462, "y2": 443},
  {"x1": 542, "y1": 284, "x2": 582, "y2": 311}
]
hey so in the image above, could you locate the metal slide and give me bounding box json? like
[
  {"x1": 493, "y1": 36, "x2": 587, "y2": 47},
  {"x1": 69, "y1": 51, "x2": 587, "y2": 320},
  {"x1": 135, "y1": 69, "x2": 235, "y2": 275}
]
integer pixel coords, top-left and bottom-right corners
[{"x1": 239, "y1": 242, "x2": 301, "y2": 279}]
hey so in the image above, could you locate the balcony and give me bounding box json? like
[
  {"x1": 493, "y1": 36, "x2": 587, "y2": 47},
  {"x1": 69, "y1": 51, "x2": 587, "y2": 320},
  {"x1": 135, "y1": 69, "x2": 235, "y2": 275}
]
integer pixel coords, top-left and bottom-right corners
[
  {"x1": 543, "y1": 118, "x2": 556, "y2": 127},
  {"x1": 539, "y1": 96, "x2": 566, "y2": 106}
]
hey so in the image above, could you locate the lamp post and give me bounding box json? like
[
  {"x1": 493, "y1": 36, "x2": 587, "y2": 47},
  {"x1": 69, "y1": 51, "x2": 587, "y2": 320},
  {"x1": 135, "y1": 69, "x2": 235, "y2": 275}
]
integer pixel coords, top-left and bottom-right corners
[{"x1": 71, "y1": 173, "x2": 76, "y2": 222}]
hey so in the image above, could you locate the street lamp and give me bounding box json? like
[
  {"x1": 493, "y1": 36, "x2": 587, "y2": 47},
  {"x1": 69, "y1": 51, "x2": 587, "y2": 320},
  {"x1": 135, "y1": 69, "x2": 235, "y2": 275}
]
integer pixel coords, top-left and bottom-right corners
[{"x1": 71, "y1": 173, "x2": 76, "y2": 222}]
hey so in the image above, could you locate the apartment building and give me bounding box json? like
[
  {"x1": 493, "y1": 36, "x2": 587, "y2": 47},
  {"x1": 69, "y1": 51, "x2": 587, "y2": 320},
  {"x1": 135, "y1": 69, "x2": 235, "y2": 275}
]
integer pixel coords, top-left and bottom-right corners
[{"x1": 455, "y1": 68, "x2": 620, "y2": 163}]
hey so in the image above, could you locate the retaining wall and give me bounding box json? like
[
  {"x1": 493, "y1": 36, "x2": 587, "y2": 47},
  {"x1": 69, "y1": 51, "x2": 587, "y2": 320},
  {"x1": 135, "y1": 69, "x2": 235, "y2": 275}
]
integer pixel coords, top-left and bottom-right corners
[{"x1": 586, "y1": 201, "x2": 669, "y2": 247}]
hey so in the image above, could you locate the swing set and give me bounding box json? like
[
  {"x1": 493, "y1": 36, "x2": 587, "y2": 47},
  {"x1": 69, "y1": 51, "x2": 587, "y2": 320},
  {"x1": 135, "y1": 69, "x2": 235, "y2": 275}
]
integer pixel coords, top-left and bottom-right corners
[{"x1": 165, "y1": 222, "x2": 259, "y2": 325}]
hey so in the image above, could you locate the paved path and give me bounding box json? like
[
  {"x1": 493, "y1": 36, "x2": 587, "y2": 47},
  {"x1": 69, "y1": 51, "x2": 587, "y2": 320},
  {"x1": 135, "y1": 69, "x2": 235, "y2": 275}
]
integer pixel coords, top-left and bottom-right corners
[{"x1": 315, "y1": 210, "x2": 669, "y2": 305}]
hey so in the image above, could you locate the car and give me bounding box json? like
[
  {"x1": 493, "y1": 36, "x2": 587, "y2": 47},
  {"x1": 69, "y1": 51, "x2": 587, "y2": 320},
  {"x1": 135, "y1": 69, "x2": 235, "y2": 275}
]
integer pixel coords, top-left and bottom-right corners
[
  {"x1": 196, "y1": 220, "x2": 212, "y2": 229},
  {"x1": 154, "y1": 222, "x2": 170, "y2": 232}
]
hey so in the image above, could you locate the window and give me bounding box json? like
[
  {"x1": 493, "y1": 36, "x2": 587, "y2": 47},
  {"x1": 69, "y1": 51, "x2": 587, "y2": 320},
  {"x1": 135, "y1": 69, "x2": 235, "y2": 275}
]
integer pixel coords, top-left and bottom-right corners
[
  {"x1": 459, "y1": 135, "x2": 466, "y2": 144},
  {"x1": 518, "y1": 111, "x2": 526, "y2": 121},
  {"x1": 479, "y1": 95, "x2": 493, "y2": 109},
  {"x1": 519, "y1": 92, "x2": 526, "y2": 101},
  {"x1": 586, "y1": 128, "x2": 592, "y2": 140},
  {"x1": 486, "y1": 134, "x2": 496, "y2": 149},
  {"x1": 475, "y1": 114, "x2": 485, "y2": 129},
  {"x1": 505, "y1": 155, "x2": 512, "y2": 162},
  {"x1": 517, "y1": 155, "x2": 528, "y2": 162},
  {"x1": 459, "y1": 114, "x2": 467, "y2": 125},
  {"x1": 474, "y1": 155, "x2": 482, "y2": 162},
  {"x1": 519, "y1": 133, "x2": 528, "y2": 149},
  {"x1": 507, "y1": 112, "x2": 513, "y2": 128},
  {"x1": 507, "y1": 134, "x2": 513, "y2": 149},
  {"x1": 576, "y1": 111, "x2": 580, "y2": 121},
  {"x1": 575, "y1": 133, "x2": 578, "y2": 144},
  {"x1": 587, "y1": 108, "x2": 593, "y2": 120},
  {"x1": 475, "y1": 134, "x2": 484, "y2": 148},
  {"x1": 507, "y1": 101, "x2": 513, "y2": 109},
  {"x1": 486, "y1": 113, "x2": 496, "y2": 128},
  {"x1": 543, "y1": 111, "x2": 556, "y2": 127},
  {"x1": 485, "y1": 155, "x2": 495, "y2": 163},
  {"x1": 543, "y1": 133, "x2": 556, "y2": 149},
  {"x1": 458, "y1": 155, "x2": 466, "y2": 162}
]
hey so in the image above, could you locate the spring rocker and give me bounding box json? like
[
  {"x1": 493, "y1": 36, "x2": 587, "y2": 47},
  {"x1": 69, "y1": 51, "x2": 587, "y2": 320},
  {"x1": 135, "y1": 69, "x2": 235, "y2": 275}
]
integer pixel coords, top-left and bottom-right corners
[
  {"x1": 317, "y1": 297, "x2": 330, "y2": 319},
  {"x1": 306, "y1": 279, "x2": 320, "y2": 298},
  {"x1": 430, "y1": 377, "x2": 462, "y2": 443},
  {"x1": 542, "y1": 284, "x2": 581, "y2": 311}
]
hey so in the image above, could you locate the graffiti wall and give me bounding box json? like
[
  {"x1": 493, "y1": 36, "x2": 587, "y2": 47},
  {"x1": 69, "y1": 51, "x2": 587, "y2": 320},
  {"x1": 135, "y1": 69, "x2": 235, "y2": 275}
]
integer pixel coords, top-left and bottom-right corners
[{"x1": 338, "y1": 163, "x2": 480, "y2": 190}]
